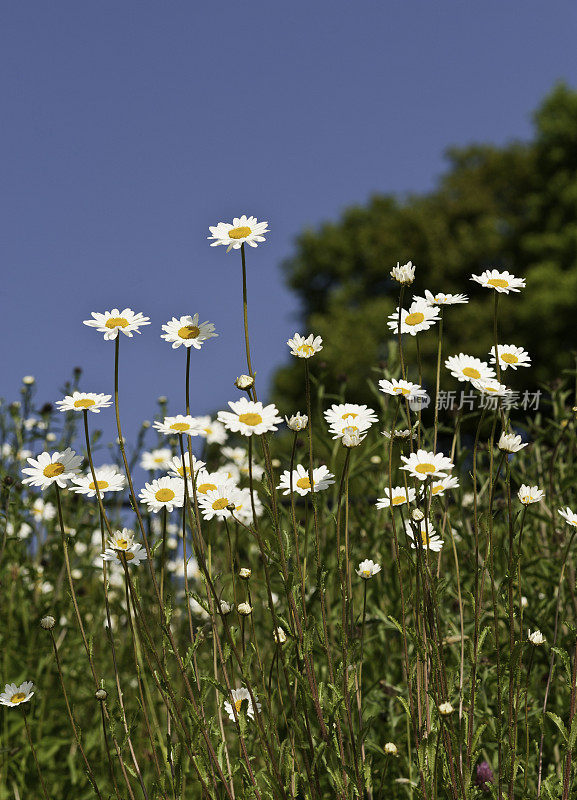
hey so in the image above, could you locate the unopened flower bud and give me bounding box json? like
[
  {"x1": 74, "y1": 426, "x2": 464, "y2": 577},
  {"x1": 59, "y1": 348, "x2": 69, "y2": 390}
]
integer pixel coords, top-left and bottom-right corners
[
  {"x1": 95, "y1": 689, "x2": 108, "y2": 701},
  {"x1": 271, "y1": 458, "x2": 281, "y2": 469},
  {"x1": 226, "y1": 502, "x2": 237, "y2": 512},
  {"x1": 40, "y1": 615, "x2": 56, "y2": 630},
  {"x1": 235, "y1": 374, "x2": 254, "y2": 391},
  {"x1": 273, "y1": 627, "x2": 287, "y2": 644},
  {"x1": 411, "y1": 509, "x2": 425, "y2": 522},
  {"x1": 219, "y1": 600, "x2": 232, "y2": 615},
  {"x1": 237, "y1": 602, "x2": 252, "y2": 616},
  {"x1": 22, "y1": 376, "x2": 35, "y2": 385},
  {"x1": 384, "y1": 742, "x2": 398, "y2": 756},
  {"x1": 438, "y1": 701, "x2": 454, "y2": 716},
  {"x1": 528, "y1": 629, "x2": 546, "y2": 646},
  {"x1": 390, "y1": 261, "x2": 415, "y2": 286},
  {"x1": 239, "y1": 568, "x2": 251, "y2": 580},
  {"x1": 286, "y1": 413, "x2": 308, "y2": 432}
]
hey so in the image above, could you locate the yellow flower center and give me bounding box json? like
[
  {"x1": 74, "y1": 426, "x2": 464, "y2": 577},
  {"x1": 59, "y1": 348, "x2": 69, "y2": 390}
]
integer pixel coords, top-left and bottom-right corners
[
  {"x1": 212, "y1": 498, "x2": 229, "y2": 510},
  {"x1": 43, "y1": 462, "x2": 65, "y2": 478},
  {"x1": 485, "y1": 386, "x2": 498, "y2": 393},
  {"x1": 405, "y1": 312, "x2": 425, "y2": 326},
  {"x1": 170, "y1": 422, "x2": 191, "y2": 432},
  {"x1": 362, "y1": 569, "x2": 371, "y2": 578},
  {"x1": 105, "y1": 317, "x2": 129, "y2": 328},
  {"x1": 234, "y1": 698, "x2": 244, "y2": 712},
  {"x1": 420, "y1": 530, "x2": 430, "y2": 546},
  {"x1": 74, "y1": 398, "x2": 96, "y2": 408},
  {"x1": 501, "y1": 353, "x2": 518, "y2": 364},
  {"x1": 10, "y1": 693, "x2": 26, "y2": 704},
  {"x1": 89, "y1": 480, "x2": 109, "y2": 491},
  {"x1": 178, "y1": 325, "x2": 200, "y2": 340},
  {"x1": 155, "y1": 488, "x2": 175, "y2": 502},
  {"x1": 431, "y1": 484, "x2": 443, "y2": 495},
  {"x1": 297, "y1": 344, "x2": 314, "y2": 356},
  {"x1": 296, "y1": 476, "x2": 312, "y2": 490},
  {"x1": 228, "y1": 226, "x2": 252, "y2": 240},
  {"x1": 341, "y1": 412, "x2": 358, "y2": 420},
  {"x1": 462, "y1": 367, "x2": 480, "y2": 379},
  {"x1": 238, "y1": 413, "x2": 262, "y2": 426},
  {"x1": 392, "y1": 495, "x2": 406, "y2": 505},
  {"x1": 197, "y1": 482, "x2": 216, "y2": 494},
  {"x1": 115, "y1": 538, "x2": 129, "y2": 549},
  {"x1": 124, "y1": 552, "x2": 135, "y2": 561},
  {"x1": 154, "y1": 457, "x2": 165, "y2": 464},
  {"x1": 415, "y1": 463, "x2": 436, "y2": 475},
  {"x1": 487, "y1": 278, "x2": 508, "y2": 288}
]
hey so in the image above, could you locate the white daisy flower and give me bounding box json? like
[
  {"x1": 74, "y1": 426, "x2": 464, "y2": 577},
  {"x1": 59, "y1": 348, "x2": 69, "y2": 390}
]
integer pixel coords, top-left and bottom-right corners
[
  {"x1": 430, "y1": 475, "x2": 460, "y2": 497},
  {"x1": 140, "y1": 449, "x2": 173, "y2": 471},
  {"x1": 218, "y1": 399, "x2": 282, "y2": 437},
  {"x1": 153, "y1": 415, "x2": 202, "y2": 437},
  {"x1": 558, "y1": 507, "x2": 577, "y2": 527},
  {"x1": 193, "y1": 469, "x2": 232, "y2": 496},
  {"x1": 390, "y1": 261, "x2": 415, "y2": 285},
  {"x1": 405, "y1": 519, "x2": 443, "y2": 552},
  {"x1": 161, "y1": 314, "x2": 218, "y2": 350},
  {"x1": 445, "y1": 354, "x2": 496, "y2": 383},
  {"x1": 191, "y1": 416, "x2": 228, "y2": 445},
  {"x1": 233, "y1": 488, "x2": 264, "y2": 524},
  {"x1": 470, "y1": 269, "x2": 525, "y2": 294},
  {"x1": 379, "y1": 378, "x2": 428, "y2": 401},
  {"x1": 166, "y1": 454, "x2": 206, "y2": 480},
  {"x1": 139, "y1": 477, "x2": 185, "y2": 513},
  {"x1": 0, "y1": 681, "x2": 34, "y2": 707},
  {"x1": 414, "y1": 290, "x2": 468, "y2": 306},
  {"x1": 30, "y1": 498, "x2": 56, "y2": 521},
  {"x1": 70, "y1": 466, "x2": 126, "y2": 497},
  {"x1": 518, "y1": 485, "x2": 544, "y2": 505},
  {"x1": 341, "y1": 428, "x2": 366, "y2": 447},
  {"x1": 527, "y1": 630, "x2": 546, "y2": 646},
  {"x1": 472, "y1": 378, "x2": 511, "y2": 397},
  {"x1": 375, "y1": 486, "x2": 416, "y2": 509},
  {"x1": 55, "y1": 392, "x2": 112, "y2": 414},
  {"x1": 387, "y1": 300, "x2": 440, "y2": 336},
  {"x1": 277, "y1": 464, "x2": 335, "y2": 496},
  {"x1": 356, "y1": 559, "x2": 381, "y2": 579},
  {"x1": 498, "y1": 433, "x2": 527, "y2": 453},
  {"x1": 221, "y1": 447, "x2": 249, "y2": 467},
  {"x1": 400, "y1": 449, "x2": 454, "y2": 481},
  {"x1": 324, "y1": 404, "x2": 378, "y2": 439},
  {"x1": 198, "y1": 483, "x2": 244, "y2": 521},
  {"x1": 208, "y1": 215, "x2": 269, "y2": 252},
  {"x1": 382, "y1": 427, "x2": 418, "y2": 441},
  {"x1": 285, "y1": 413, "x2": 308, "y2": 431},
  {"x1": 102, "y1": 539, "x2": 147, "y2": 567},
  {"x1": 22, "y1": 449, "x2": 83, "y2": 490},
  {"x1": 287, "y1": 333, "x2": 323, "y2": 359},
  {"x1": 489, "y1": 344, "x2": 531, "y2": 371},
  {"x1": 224, "y1": 686, "x2": 261, "y2": 722},
  {"x1": 83, "y1": 308, "x2": 151, "y2": 340}
]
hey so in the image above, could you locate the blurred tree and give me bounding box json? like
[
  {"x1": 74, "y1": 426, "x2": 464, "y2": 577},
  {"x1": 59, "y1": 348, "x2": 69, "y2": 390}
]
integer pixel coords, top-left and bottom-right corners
[{"x1": 272, "y1": 83, "x2": 577, "y2": 414}]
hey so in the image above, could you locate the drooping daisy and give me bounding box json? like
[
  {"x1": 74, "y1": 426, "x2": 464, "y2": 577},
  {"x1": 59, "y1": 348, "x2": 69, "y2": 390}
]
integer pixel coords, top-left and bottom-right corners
[
  {"x1": 30, "y1": 498, "x2": 56, "y2": 521},
  {"x1": 287, "y1": 333, "x2": 323, "y2": 359},
  {"x1": 400, "y1": 449, "x2": 454, "y2": 481},
  {"x1": 405, "y1": 519, "x2": 443, "y2": 552},
  {"x1": 55, "y1": 392, "x2": 112, "y2": 414},
  {"x1": 324, "y1": 404, "x2": 378, "y2": 438},
  {"x1": 375, "y1": 486, "x2": 416, "y2": 509},
  {"x1": 161, "y1": 314, "x2": 218, "y2": 350},
  {"x1": 22, "y1": 449, "x2": 83, "y2": 490},
  {"x1": 489, "y1": 344, "x2": 531, "y2": 371},
  {"x1": 70, "y1": 466, "x2": 126, "y2": 498},
  {"x1": 445, "y1": 354, "x2": 495, "y2": 383},
  {"x1": 153, "y1": 415, "x2": 202, "y2": 437},
  {"x1": 218, "y1": 399, "x2": 282, "y2": 437},
  {"x1": 356, "y1": 559, "x2": 381, "y2": 579},
  {"x1": 139, "y1": 477, "x2": 185, "y2": 513},
  {"x1": 198, "y1": 483, "x2": 244, "y2": 521},
  {"x1": 472, "y1": 378, "x2": 511, "y2": 397},
  {"x1": 277, "y1": 464, "x2": 335, "y2": 496},
  {"x1": 387, "y1": 300, "x2": 440, "y2": 336},
  {"x1": 414, "y1": 290, "x2": 469, "y2": 306},
  {"x1": 379, "y1": 378, "x2": 428, "y2": 401},
  {"x1": 166, "y1": 454, "x2": 206, "y2": 480},
  {"x1": 208, "y1": 215, "x2": 269, "y2": 252},
  {"x1": 430, "y1": 475, "x2": 460, "y2": 497},
  {"x1": 558, "y1": 507, "x2": 577, "y2": 527},
  {"x1": 224, "y1": 687, "x2": 261, "y2": 722},
  {"x1": 518, "y1": 485, "x2": 544, "y2": 505},
  {"x1": 140, "y1": 449, "x2": 173, "y2": 471},
  {"x1": 83, "y1": 308, "x2": 151, "y2": 340},
  {"x1": 497, "y1": 433, "x2": 527, "y2": 453},
  {"x1": 470, "y1": 269, "x2": 525, "y2": 294},
  {"x1": 390, "y1": 261, "x2": 415, "y2": 285},
  {"x1": 191, "y1": 416, "x2": 228, "y2": 445},
  {"x1": 0, "y1": 681, "x2": 35, "y2": 707}
]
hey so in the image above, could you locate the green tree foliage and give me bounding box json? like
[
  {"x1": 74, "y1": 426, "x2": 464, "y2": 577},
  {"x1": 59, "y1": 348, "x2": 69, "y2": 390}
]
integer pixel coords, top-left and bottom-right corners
[{"x1": 273, "y1": 83, "x2": 577, "y2": 413}]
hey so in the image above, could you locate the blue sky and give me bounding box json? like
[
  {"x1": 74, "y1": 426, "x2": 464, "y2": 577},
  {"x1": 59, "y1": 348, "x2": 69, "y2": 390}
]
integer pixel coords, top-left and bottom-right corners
[{"x1": 2, "y1": 1, "x2": 576, "y2": 447}]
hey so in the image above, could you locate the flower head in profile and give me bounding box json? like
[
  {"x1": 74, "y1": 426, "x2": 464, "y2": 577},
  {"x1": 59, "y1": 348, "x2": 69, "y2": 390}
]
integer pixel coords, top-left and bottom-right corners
[
  {"x1": 140, "y1": 448, "x2": 173, "y2": 471},
  {"x1": 190, "y1": 416, "x2": 228, "y2": 445},
  {"x1": 387, "y1": 300, "x2": 440, "y2": 336},
  {"x1": 472, "y1": 378, "x2": 511, "y2": 398},
  {"x1": 415, "y1": 290, "x2": 468, "y2": 306},
  {"x1": 224, "y1": 687, "x2": 261, "y2": 722},
  {"x1": 287, "y1": 333, "x2": 323, "y2": 359},
  {"x1": 379, "y1": 378, "x2": 428, "y2": 402},
  {"x1": 193, "y1": 468, "x2": 231, "y2": 496},
  {"x1": 324, "y1": 403, "x2": 378, "y2": 439},
  {"x1": 405, "y1": 519, "x2": 443, "y2": 552},
  {"x1": 153, "y1": 415, "x2": 201, "y2": 437},
  {"x1": 22, "y1": 449, "x2": 83, "y2": 490},
  {"x1": 161, "y1": 314, "x2": 218, "y2": 350},
  {"x1": 356, "y1": 559, "x2": 381, "y2": 579},
  {"x1": 0, "y1": 681, "x2": 34, "y2": 707},
  {"x1": 83, "y1": 308, "x2": 151, "y2": 340},
  {"x1": 218, "y1": 399, "x2": 282, "y2": 437},
  {"x1": 166, "y1": 454, "x2": 205, "y2": 480},
  {"x1": 55, "y1": 392, "x2": 112, "y2": 414},
  {"x1": 470, "y1": 269, "x2": 525, "y2": 294},
  {"x1": 286, "y1": 413, "x2": 308, "y2": 431},
  {"x1": 445, "y1": 354, "x2": 495, "y2": 383},
  {"x1": 428, "y1": 475, "x2": 460, "y2": 498},
  {"x1": 139, "y1": 477, "x2": 185, "y2": 513},
  {"x1": 518, "y1": 485, "x2": 544, "y2": 505},
  {"x1": 198, "y1": 483, "x2": 243, "y2": 521},
  {"x1": 558, "y1": 507, "x2": 577, "y2": 528},
  {"x1": 489, "y1": 344, "x2": 531, "y2": 371},
  {"x1": 390, "y1": 261, "x2": 415, "y2": 285},
  {"x1": 277, "y1": 464, "x2": 335, "y2": 496},
  {"x1": 498, "y1": 432, "x2": 527, "y2": 454},
  {"x1": 70, "y1": 466, "x2": 125, "y2": 497},
  {"x1": 400, "y1": 449, "x2": 454, "y2": 482},
  {"x1": 208, "y1": 215, "x2": 269, "y2": 252},
  {"x1": 527, "y1": 629, "x2": 546, "y2": 646},
  {"x1": 101, "y1": 530, "x2": 147, "y2": 567},
  {"x1": 376, "y1": 486, "x2": 416, "y2": 509}
]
